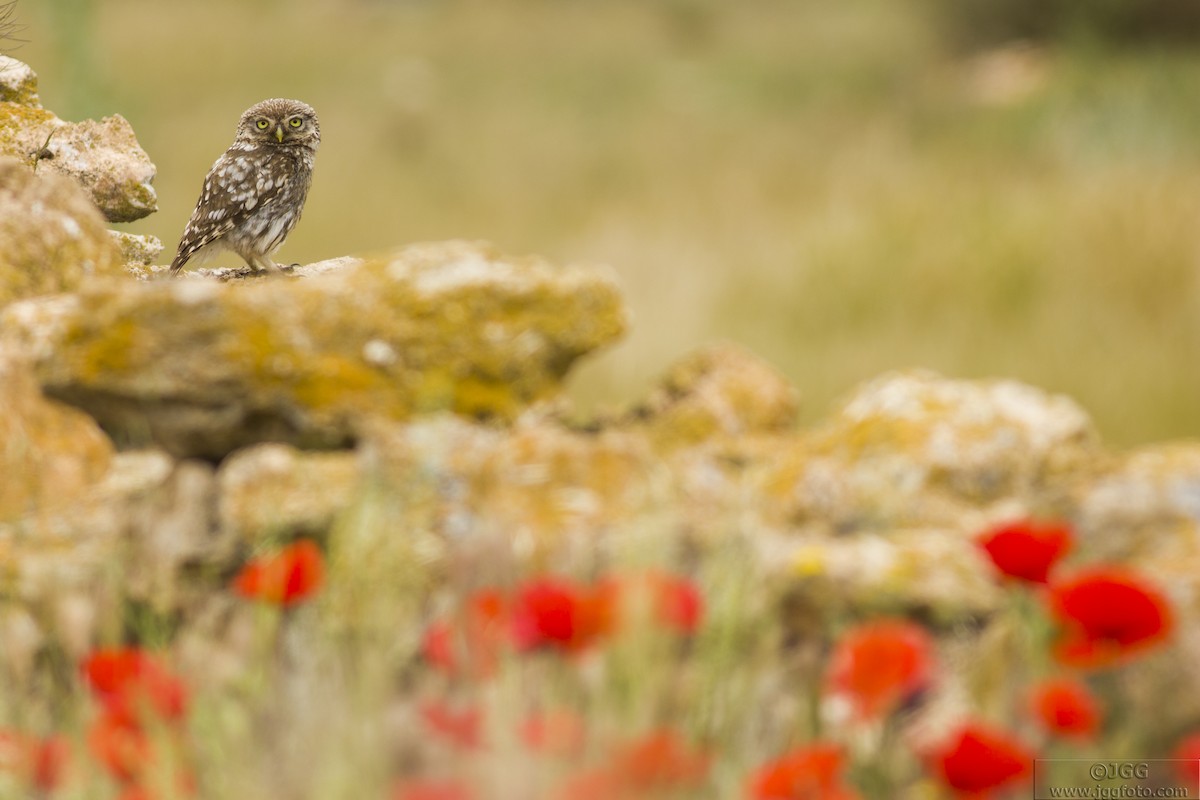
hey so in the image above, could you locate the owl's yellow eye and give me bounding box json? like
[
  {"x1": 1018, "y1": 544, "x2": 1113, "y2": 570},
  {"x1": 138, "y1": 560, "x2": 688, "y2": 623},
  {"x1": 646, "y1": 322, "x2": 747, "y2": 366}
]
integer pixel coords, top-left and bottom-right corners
[
  {"x1": 255, "y1": 119, "x2": 270, "y2": 130},
  {"x1": 288, "y1": 118, "x2": 303, "y2": 128}
]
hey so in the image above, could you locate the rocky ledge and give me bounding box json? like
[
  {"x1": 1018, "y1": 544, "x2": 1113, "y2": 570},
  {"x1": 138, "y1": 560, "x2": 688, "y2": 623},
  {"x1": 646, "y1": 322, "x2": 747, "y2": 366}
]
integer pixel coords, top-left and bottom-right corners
[{"x1": 2, "y1": 241, "x2": 627, "y2": 457}]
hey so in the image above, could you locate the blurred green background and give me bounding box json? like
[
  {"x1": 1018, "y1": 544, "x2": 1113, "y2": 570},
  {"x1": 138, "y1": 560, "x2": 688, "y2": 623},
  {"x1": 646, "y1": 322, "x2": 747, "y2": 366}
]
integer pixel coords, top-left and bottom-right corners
[{"x1": 12, "y1": 0, "x2": 1200, "y2": 445}]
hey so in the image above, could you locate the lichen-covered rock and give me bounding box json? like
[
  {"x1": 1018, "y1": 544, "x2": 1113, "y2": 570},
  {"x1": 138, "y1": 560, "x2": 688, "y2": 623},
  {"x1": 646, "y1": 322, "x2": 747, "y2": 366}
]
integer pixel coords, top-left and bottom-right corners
[
  {"x1": 0, "y1": 449, "x2": 218, "y2": 674},
  {"x1": 362, "y1": 414, "x2": 658, "y2": 552},
  {"x1": 110, "y1": 230, "x2": 163, "y2": 267},
  {"x1": 618, "y1": 342, "x2": 800, "y2": 452},
  {"x1": 0, "y1": 156, "x2": 124, "y2": 305},
  {"x1": 218, "y1": 444, "x2": 360, "y2": 543},
  {"x1": 0, "y1": 348, "x2": 113, "y2": 522},
  {"x1": 0, "y1": 55, "x2": 37, "y2": 106},
  {"x1": 0, "y1": 57, "x2": 156, "y2": 222},
  {"x1": 2, "y1": 241, "x2": 628, "y2": 458},
  {"x1": 774, "y1": 529, "x2": 1003, "y2": 621},
  {"x1": 758, "y1": 370, "x2": 1100, "y2": 533},
  {"x1": 1077, "y1": 444, "x2": 1200, "y2": 567}
]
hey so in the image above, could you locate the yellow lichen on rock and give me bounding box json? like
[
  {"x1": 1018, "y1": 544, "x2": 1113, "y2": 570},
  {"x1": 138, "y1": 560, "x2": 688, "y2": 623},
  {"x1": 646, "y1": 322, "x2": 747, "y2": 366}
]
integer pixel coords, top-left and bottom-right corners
[
  {"x1": 0, "y1": 57, "x2": 157, "y2": 222},
  {"x1": 0, "y1": 156, "x2": 124, "y2": 306},
  {"x1": 0, "y1": 349, "x2": 113, "y2": 523},
  {"x1": 2, "y1": 241, "x2": 628, "y2": 458},
  {"x1": 757, "y1": 370, "x2": 1100, "y2": 533}
]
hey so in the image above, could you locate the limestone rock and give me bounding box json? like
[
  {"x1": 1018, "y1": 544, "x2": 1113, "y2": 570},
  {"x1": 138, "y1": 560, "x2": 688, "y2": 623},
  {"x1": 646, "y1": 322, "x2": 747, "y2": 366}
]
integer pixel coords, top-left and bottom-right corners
[
  {"x1": 0, "y1": 449, "x2": 217, "y2": 673},
  {"x1": 0, "y1": 347, "x2": 113, "y2": 523},
  {"x1": 0, "y1": 57, "x2": 156, "y2": 222},
  {"x1": 1077, "y1": 444, "x2": 1200, "y2": 567},
  {"x1": 0, "y1": 55, "x2": 37, "y2": 106},
  {"x1": 110, "y1": 230, "x2": 163, "y2": 267},
  {"x1": 759, "y1": 370, "x2": 1099, "y2": 533},
  {"x1": 218, "y1": 444, "x2": 360, "y2": 543},
  {"x1": 2, "y1": 241, "x2": 628, "y2": 458},
  {"x1": 774, "y1": 529, "x2": 1003, "y2": 621},
  {"x1": 362, "y1": 414, "x2": 658, "y2": 552},
  {"x1": 619, "y1": 342, "x2": 800, "y2": 452},
  {"x1": 0, "y1": 156, "x2": 124, "y2": 305}
]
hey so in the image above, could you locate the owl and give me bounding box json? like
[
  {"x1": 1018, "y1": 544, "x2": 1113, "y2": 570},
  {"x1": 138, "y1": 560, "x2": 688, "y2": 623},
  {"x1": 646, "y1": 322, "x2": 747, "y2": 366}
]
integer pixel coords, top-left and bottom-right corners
[{"x1": 170, "y1": 98, "x2": 320, "y2": 274}]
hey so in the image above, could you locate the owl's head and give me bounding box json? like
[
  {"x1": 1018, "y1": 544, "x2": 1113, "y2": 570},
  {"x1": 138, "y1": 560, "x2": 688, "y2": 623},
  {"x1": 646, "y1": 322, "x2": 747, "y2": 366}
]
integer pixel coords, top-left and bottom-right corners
[{"x1": 235, "y1": 98, "x2": 320, "y2": 151}]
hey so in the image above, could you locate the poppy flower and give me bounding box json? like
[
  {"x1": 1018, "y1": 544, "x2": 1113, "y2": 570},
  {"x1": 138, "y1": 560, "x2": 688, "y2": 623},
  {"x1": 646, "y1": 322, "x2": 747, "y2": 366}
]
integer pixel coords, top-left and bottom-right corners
[
  {"x1": 519, "y1": 709, "x2": 587, "y2": 757},
  {"x1": 926, "y1": 721, "x2": 1034, "y2": 797},
  {"x1": 81, "y1": 648, "x2": 188, "y2": 722},
  {"x1": 1048, "y1": 568, "x2": 1174, "y2": 669},
  {"x1": 419, "y1": 701, "x2": 483, "y2": 750},
  {"x1": 421, "y1": 589, "x2": 507, "y2": 676},
  {"x1": 0, "y1": 731, "x2": 69, "y2": 791},
  {"x1": 510, "y1": 577, "x2": 616, "y2": 653},
  {"x1": 1172, "y1": 734, "x2": 1200, "y2": 782},
  {"x1": 825, "y1": 619, "x2": 934, "y2": 720},
  {"x1": 30, "y1": 735, "x2": 69, "y2": 792},
  {"x1": 646, "y1": 572, "x2": 705, "y2": 634},
  {"x1": 1029, "y1": 678, "x2": 1101, "y2": 739},
  {"x1": 232, "y1": 539, "x2": 325, "y2": 607},
  {"x1": 611, "y1": 729, "x2": 711, "y2": 789},
  {"x1": 749, "y1": 742, "x2": 862, "y2": 800},
  {"x1": 392, "y1": 779, "x2": 476, "y2": 800},
  {"x1": 88, "y1": 707, "x2": 152, "y2": 784},
  {"x1": 553, "y1": 729, "x2": 709, "y2": 799},
  {"x1": 978, "y1": 520, "x2": 1073, "y2": 584}
]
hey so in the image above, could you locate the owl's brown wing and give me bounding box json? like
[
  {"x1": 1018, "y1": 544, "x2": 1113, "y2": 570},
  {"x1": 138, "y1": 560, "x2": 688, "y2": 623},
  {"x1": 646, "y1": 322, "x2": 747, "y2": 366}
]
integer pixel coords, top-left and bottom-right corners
[{"x1": 170, "y1": 148, "x2": 290, "y2": 272}]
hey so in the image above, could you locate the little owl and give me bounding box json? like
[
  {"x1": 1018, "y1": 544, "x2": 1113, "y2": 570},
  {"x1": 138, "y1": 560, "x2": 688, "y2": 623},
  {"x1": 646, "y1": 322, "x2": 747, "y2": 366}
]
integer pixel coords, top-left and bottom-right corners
[{"x1": 170, "y1": 98, "x2": 320, "y2": 274}]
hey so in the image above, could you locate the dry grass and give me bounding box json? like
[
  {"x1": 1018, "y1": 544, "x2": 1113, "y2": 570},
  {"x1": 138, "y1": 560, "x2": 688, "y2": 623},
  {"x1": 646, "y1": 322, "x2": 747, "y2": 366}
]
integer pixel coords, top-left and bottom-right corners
[{"x1": 15, "y1": 0, "x2": 1200, "y2": 443}]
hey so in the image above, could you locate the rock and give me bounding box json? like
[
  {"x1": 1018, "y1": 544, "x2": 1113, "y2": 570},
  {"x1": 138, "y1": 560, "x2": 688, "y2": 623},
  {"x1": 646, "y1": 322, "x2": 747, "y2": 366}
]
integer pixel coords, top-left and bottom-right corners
[
  {"x1": 0, "y1": 55, "x2": 37, "y2": 106},
  {"x1": 0, "y1": 156, "x2": 124, "y2": 305},
  {"x1": 0, "y1": 57, "x2": 156, "y2": 222},
  {"x1": 362, "y1": 414, "x2": 657, "y2": 552},
  {"x1": 773, "y1": 529, "x2": 1003, "y2": 621},
  {"x1": 218, "y1": 444, "x2": 360, "y2": 544},
  {"x1": 0, "y1": 347, "x2": 113, "y2": 523},
  {"x1": 2, "y1": 241, "x2": 628, "y2": 458},
  {"x1": 1077, "y1": 444, "x2": 1200, "y2": 567},
  {"x1": 617, "y1": 342, "x2": 800, "y2": 452},
  {"x1": 0, "y1": 448, "x2": 216, "y2": 675},
  {"x1": 758, "y1": 370, "x2": 1100, "y2": 533},
  {"x1": 110, "y1": 230, "x2": 163, "y2": 268}
]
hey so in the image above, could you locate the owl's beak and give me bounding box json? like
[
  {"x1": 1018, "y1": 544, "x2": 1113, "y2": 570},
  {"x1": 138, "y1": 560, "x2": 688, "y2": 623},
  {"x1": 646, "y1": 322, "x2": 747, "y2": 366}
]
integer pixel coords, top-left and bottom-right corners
[{"x1": 274, "y1": 125, "x2": 284, "y2": 143}]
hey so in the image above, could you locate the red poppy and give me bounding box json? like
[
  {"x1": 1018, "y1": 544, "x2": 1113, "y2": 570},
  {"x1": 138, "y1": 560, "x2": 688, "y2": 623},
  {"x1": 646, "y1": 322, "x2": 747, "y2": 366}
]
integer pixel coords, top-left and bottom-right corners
[
  {"x1": 646, "y1": 572, "x2": 705, "y2": 634},
  {"x1": 978, "y1": 520, "x2": 1073, "y2": 584},
  {"x1": 611, "y1": 729, "x2": 711, "y2": 789},
  {"x1": 421, "y1": 589, "x2": 507, "y2": 676},
  {"x1": 749, "y1": 742, "x2": 861, "y2": 800},
  {"x1": 88, "y1": 707, "x2": 152, "y2": 784},
  {"x1": 553, "y1": 729, "x2": 710, "y2": 799},
  {"x1": 510, "y1": 577, "x2": 616, "y2": 653},
  {"x1": 419, "y1": 701, "x2": 483, "y2": 750},
  {"x1": 1048, "y1": 568, "x2": 1174, "y2": 668},
  {"x1": 232, "y1": 539, "x2": 325, "y2": 607},
  {"x1": 825, "y1": 619, "x2": 934, "y2": 720},
  {"x1": 519, "y1": 709, "x2": 587, "y2": 756},
  {"x1": 1172, "y1": 733, "x2": 1200, "y2": 783},
  {"x1": 926, "y1": 722, "x2": 1034, "y2": 797},
  {"x1": 82, "y1": 648, "x2": 188, "y2": 723},
  {"x1": 1029, "y1": 678, "x2": 1101, "y2": 739},
  {"x1": 30, "y1": 735, "x2": 69, "y2": 792},
  {"x1": 392, "y1": 779, "x2": 476, "y2": 800},
  {"x1": 0, "y1": 731, "x2": 69, "y2": 791}
]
